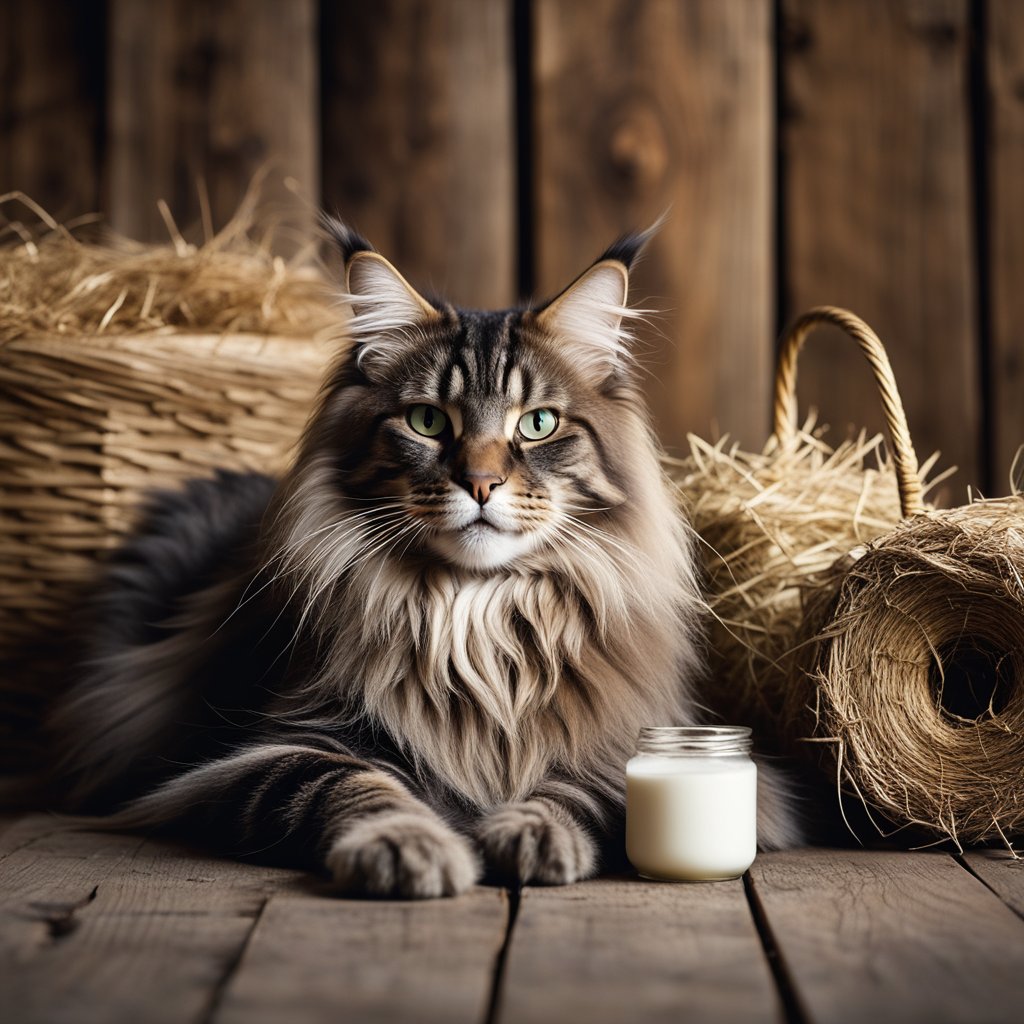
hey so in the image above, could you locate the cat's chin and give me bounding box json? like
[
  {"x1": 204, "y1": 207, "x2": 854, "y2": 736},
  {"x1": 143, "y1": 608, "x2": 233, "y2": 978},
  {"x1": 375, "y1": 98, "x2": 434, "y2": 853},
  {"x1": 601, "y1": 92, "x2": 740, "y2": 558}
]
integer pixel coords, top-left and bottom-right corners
[{"x1": 428, "y1": 523, "x2": 542, "y2": 572}]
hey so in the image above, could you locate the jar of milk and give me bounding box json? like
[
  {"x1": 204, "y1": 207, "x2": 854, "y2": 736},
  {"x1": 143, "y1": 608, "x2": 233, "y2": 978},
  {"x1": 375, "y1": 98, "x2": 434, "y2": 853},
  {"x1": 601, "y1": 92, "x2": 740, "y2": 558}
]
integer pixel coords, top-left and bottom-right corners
[{"x1": 626, "y1": 726, "x2": 757, "y2": 881}]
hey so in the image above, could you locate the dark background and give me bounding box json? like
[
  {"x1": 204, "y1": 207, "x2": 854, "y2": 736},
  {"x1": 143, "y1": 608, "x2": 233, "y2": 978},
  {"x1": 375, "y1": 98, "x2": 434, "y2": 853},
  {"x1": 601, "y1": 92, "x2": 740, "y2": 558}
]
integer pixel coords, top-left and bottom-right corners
[{"x1": 2, "y1": 0, "x2": 1022, "y2": 496}]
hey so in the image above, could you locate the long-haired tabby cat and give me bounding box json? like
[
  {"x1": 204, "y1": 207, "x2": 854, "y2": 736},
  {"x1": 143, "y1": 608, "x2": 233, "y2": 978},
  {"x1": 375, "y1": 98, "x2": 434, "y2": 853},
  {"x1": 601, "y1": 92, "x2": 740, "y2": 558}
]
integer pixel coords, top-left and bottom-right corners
[{"x1": 49, "y1": 223, "x2": 800, "y2": 897}]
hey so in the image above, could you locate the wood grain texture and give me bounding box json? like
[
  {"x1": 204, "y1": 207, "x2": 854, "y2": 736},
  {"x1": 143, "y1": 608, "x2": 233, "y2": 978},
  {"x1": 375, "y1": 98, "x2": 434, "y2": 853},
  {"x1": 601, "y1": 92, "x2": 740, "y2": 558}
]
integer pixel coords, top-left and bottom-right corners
[
  {"x1": 497, "y1": 877, "x2": 780, "y2": 1024},
  {"x1": 963, "y1": 850, "x2": 1024, "y2": 919},
  {"x1": 0, "y1": 813, "x2": 53, "y2": 858},
  {"x1": 0, "y1": 816, "x2": 302, "y2": 1024},
  {"x1": 0, "y1": 1, "x2": 105, "y2": 219},
  {"x1": 0, "y1": 815, "x2": 22, "y2": 844},
  {"x1": 749, "y1": 849, "x2": 1024, "y2": 1023},
  {"x1": 321, "y1": 0, "x2": 515, "y2": 309},
  {"x1": 107, "y1": 0, "x2": 318, "y2": 248},
  {"x1": 988, "y1": 1, "x2": 1024, "y2": 489},
  {"x1": 533, "y1": 0, "x2": 774, "y2": 452},
  {"x1": 780, "y1": 0, "x2": 980, "y2": 494},
  {"x1": 215, "y1": 887, "x2": 508, "y2": 1024}
]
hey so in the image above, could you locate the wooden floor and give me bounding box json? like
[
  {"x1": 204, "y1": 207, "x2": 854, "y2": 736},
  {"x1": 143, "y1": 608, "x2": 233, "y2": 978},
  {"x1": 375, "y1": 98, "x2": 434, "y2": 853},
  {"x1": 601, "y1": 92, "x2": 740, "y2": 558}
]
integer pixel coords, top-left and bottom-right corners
[{"x1": 2, "y1": 814, "x2": 1023, "y2": 1024}]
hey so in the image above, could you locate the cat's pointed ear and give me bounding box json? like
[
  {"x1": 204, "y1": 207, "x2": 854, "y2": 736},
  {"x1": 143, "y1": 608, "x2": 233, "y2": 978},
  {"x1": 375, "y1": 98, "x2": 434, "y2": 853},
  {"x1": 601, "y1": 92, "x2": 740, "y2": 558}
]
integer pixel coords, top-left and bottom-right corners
[
  {"x1": 533, "y1": 222, "x2": 658, "y2": 385},
  {"x1": 346, "y1": 251, "x2": 439, "y2": 329},
  {"x1": 324, "y1": 217, "x2": 440, "y2": 374}
]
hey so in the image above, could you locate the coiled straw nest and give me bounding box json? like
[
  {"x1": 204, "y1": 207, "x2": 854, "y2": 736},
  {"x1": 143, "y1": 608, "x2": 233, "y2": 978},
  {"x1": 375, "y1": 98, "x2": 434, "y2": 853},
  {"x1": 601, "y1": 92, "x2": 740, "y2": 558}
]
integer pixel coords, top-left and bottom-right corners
[
  {"x1": 667, "y1": 307, "x2": 1024, "y2": 848},
  {"x1": 809, "y1": 494, "x2": 1024, "y2": 847}
]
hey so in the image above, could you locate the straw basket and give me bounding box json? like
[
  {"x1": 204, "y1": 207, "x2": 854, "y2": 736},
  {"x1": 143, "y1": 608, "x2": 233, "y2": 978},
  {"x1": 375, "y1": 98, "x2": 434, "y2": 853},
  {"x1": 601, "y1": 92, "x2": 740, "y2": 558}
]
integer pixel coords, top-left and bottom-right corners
[
  {"x1": 0, "y1": 205, "x2": 339, "y2": 658},
  {"x1": 672, "y1": 306, "x2": 1024, "y2": 847},
  {"x1": 0, "y1": 202, "x2": 345, "y2": 779},
  {"x1": 0, "y1": 330, "x2": 330, "y2": 650}
]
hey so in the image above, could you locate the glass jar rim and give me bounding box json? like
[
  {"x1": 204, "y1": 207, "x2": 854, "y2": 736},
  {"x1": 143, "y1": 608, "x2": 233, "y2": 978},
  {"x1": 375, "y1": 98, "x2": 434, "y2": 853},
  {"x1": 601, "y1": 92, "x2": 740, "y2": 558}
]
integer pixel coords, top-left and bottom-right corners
[{"x1": 636, "y1": 725, "x2": 752, "y2": 755}]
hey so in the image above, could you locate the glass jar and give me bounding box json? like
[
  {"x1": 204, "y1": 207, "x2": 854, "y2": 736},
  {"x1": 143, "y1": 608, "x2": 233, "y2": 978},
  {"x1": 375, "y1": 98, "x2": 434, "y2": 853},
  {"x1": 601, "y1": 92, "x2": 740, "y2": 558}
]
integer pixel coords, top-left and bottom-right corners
[{"x1": 626, "y1": 726, "x2": 757, "y2": 881}]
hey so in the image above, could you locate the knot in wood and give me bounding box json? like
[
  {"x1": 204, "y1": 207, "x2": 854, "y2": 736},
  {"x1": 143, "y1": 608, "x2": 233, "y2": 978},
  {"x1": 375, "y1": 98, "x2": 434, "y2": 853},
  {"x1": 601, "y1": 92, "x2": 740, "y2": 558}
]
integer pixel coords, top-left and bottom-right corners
[{"x1": 606, "y1": 104, "x2": 668, "y2": 190}]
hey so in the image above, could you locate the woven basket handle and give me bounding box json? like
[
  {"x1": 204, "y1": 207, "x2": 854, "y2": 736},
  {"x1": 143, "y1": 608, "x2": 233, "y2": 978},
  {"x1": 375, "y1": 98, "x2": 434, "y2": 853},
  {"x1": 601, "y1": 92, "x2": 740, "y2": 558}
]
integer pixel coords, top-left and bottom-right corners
[{"x1": 771, "y1": 305, "x2": 924, "y2": 518}]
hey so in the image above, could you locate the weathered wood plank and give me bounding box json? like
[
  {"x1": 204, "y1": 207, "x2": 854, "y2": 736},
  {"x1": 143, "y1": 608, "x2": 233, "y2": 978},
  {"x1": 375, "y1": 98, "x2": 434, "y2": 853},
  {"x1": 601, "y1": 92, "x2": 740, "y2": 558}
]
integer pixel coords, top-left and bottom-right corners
[
  {"x1": 0, "y1": 813, "x2": 25, "y2": 844},
  {"x1": 0, "y1": 816, "x2": 23, "y2": 852},
  {"x1": 321, "y1": 0, "x2": 515, "y2": 309},
  {"x1": 497, "y1": 877, "x2": 780, "y2": 1024},
  {"x1": 749, "y1": 849, "x2": 1024, "y2": 1023},
  {"x1": 988, "y1": 1, "x2": 1024, "y2": 489},
  {"x1": 0, "y1": 817, "x2": 302, "y2": 1024},
  {"x1": 534, "y1": 0, "x2": 774, "y2": 452},
  {"x1": 214, "y1": 887, "x2": 509, "y2": 1024},
  {"x1": 963, "y1": 849, "x2": 1024, "y2": 919},
  {"x1": 107, "y1": 0, "x2": 318, "y2": 247},
  {"x1": 0, "y1": 1, "x2": 105, "y2": 219},
  {"x1": 780, "y1": 0, "x2": 980, "y2": 493},
  {"x1": 0, "y1": 812, "x2": 53, "y2": 857}
]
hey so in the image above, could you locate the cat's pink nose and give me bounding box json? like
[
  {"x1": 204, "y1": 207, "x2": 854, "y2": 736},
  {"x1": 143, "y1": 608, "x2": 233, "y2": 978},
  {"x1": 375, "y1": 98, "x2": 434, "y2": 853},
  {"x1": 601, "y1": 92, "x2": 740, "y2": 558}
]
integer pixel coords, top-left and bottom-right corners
[{"x1": 460, "y1": 472, "x2": 505, "y2": 506}]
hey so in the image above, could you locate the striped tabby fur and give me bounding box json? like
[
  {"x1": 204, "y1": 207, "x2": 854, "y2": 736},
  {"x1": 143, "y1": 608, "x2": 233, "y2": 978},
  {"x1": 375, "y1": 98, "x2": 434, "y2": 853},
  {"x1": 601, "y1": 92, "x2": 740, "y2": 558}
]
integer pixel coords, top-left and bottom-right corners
[{"x1": 48, "y1": 224, "x2": 801, "y2": 897}]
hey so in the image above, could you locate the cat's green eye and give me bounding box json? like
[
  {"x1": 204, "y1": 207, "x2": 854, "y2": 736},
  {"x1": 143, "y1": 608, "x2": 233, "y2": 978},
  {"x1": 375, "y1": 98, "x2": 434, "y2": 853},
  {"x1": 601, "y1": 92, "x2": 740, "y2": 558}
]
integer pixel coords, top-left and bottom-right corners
[
  {"x1": 407, "y1": 404, "x2": 448, "y2": 438},
  {"x1": 518, "y1": 408, "x2": 558, "y2": 441}
]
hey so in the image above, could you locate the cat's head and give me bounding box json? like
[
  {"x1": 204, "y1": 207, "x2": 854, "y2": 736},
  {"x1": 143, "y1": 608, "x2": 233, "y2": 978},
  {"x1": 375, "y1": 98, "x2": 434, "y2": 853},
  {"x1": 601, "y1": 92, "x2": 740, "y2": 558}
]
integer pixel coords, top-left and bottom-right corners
[{"x1": 303, "y1": 220, "x2": 659, "y2": 573}]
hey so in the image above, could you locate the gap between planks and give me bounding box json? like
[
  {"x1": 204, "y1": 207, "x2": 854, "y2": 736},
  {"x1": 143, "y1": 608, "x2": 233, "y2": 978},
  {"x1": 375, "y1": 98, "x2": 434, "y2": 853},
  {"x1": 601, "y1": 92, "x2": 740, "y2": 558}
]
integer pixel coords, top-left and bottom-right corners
[
  {"x1": 957, "y1": 848, "x2": 1024, "y2": 922},
  {"x1": 0, "y1": 814, "x2": 304, "y2": 1024},
  {"x1": 746, "y1": 848, "x2": 1024, "y2": 1024},
  {"x1": 743, "y1": 871, "x2": 810, "y2": 1024},
  {"x1": 7, "y1": 818, "x2": 1024, "y2": 1024},
  {"x1": 199, "y1": 894, "x2": 271, "y2": 1024},
  {"x1": 493, "y1": 874, "x2": 782, "y2": 1024},
  {"x1": 209, "y1": 884, "x2": 511, "y2": 1024}
]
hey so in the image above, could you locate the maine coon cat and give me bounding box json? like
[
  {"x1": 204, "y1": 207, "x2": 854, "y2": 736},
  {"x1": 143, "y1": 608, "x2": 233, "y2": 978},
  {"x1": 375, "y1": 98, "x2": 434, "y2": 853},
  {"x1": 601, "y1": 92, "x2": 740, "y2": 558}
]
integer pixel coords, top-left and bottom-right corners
[{"x1": 49, "y1": 223, "x2": 801, "y2": 896}]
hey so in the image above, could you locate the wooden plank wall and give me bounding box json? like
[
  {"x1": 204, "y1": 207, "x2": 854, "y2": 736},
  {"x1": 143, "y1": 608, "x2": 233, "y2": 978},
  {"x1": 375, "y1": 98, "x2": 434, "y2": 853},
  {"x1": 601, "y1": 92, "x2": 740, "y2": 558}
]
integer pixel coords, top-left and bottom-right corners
[
  {"x1": 1, "y1": 0, "x2": 1021, "y2": 494},
  {"x1": 321, "y1": 0, "x2": 515, "y2": 309},
  {"x1": 988, "y1": 0, "x2": 1024, "y2": 490},
  {"x1": 107, "y1": 0, "x2": 319, "y2": 249},
  {"x1": 780, "y1": 0, "x2": 980, "y2": 489},
  {"x1": 533, "y1": 0, "x2": 773, "y2": 451},
  {"x1": 0, "y1": 1, "x2": 106, "y2": 223}
]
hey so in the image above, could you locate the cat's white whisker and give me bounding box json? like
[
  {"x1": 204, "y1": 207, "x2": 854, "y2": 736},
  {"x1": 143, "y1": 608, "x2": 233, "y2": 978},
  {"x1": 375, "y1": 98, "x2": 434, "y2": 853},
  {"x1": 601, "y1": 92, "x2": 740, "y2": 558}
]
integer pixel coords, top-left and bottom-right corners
[
  {"x1": 294, "y1": 513, "x2": 427, "y2": 636},
  {"x1": 282, "y1": 509, "x2": 411, "y2": 581}
]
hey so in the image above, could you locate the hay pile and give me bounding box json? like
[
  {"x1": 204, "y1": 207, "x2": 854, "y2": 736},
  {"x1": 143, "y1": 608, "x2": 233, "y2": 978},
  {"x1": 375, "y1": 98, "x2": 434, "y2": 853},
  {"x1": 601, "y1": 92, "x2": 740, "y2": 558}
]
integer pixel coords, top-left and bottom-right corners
[
  {"x1": 666, "y1": 427, "x2": 943, "y2": 746},
  {"x1": 809, "y1": 495, "x2": 1024, "y2": 846},
  {"x1": 0, "y1": 190, "x2": 338, "y2": 342}
]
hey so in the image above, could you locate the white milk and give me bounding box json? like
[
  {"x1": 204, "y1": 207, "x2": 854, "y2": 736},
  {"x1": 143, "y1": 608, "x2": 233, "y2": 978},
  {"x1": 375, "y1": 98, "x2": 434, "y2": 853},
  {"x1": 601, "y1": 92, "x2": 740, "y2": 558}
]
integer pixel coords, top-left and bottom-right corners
[{"x1": 625, "y1": 728, "x2": 757, "y2": 881}]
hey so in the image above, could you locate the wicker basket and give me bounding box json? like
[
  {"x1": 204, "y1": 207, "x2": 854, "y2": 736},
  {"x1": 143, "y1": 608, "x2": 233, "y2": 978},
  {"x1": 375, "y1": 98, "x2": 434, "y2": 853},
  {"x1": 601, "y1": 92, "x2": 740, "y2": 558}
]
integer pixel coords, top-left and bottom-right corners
[
  {"x1": 0, "y1": 329, "x2": 330, "y2": 654},
  {"x1": 673, "y1": 306, "x2": 1024, "y2": 845}
]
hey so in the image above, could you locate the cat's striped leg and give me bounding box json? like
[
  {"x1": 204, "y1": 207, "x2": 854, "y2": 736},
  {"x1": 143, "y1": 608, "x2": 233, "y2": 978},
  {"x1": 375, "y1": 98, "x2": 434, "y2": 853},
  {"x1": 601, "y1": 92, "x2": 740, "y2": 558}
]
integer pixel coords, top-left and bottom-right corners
[
  {"x1": 113, "y1": 743, "x2": 480, "y2": 898},
  {"x1": 476, "y1": 778, "x2": 615, "y2": 886}
]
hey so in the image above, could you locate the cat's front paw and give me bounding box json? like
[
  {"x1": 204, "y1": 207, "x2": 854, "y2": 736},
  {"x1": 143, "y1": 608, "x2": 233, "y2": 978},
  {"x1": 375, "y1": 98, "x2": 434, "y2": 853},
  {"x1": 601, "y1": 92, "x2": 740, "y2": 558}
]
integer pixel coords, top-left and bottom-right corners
[
  {"x1": 477, "y1": 799, "x2": 596, "y2": 885},
  {"x1": 326, "y1": 811, "x2": 480, "y2": 899}
]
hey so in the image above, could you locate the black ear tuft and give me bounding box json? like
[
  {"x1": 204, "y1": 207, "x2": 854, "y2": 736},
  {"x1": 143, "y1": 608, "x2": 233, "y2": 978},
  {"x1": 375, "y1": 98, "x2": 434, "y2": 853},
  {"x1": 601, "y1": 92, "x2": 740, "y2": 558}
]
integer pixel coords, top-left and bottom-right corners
[
  {"x1": 597, "y1": 215, "x2": 666, "y2": 270},
  {"x1": 321, "y1": 214, "x2": 375, "y2": 263}
]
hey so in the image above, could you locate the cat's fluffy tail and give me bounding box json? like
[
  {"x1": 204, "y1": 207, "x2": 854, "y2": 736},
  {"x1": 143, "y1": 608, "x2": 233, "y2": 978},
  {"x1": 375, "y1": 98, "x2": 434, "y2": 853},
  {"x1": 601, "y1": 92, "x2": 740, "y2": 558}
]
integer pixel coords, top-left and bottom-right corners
[{"x1": 755, "y1": 757, "x2": 805, "y2": 850}]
